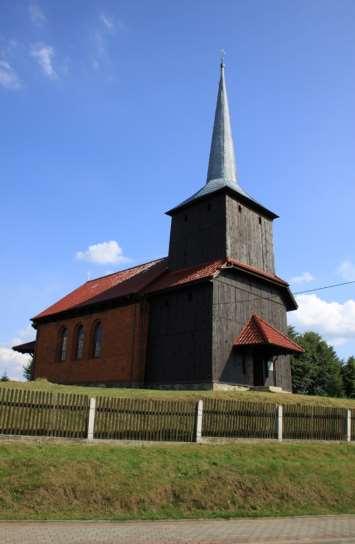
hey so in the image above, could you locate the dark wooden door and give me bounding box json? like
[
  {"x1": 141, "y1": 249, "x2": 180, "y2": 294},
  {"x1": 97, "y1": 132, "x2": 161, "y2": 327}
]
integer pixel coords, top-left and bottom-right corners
[{"x1": 253, "y1": 355, "x2": 265, "y2": 386}]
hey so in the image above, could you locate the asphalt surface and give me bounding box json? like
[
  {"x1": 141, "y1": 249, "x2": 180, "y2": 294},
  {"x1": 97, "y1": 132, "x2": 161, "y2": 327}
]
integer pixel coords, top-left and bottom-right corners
[{"x1": 1, "y1": 515, "x2": 355, "y2": 543}]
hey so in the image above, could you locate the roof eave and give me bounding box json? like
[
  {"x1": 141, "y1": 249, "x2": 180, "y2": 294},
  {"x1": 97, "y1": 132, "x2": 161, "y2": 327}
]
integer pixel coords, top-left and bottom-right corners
[
  {"x1": 234, "y1": 342, "x2": 303, "y2": 355},
  {"x1": 12, "y1": 341, "x2": 36, "y2": 355},
  {"x1": 165, "y1": 185, "x2": 278, "y2": 220},
  {"x1": 146, "y1": 276, "x2": 215, "y2": 298},
  {"x1": 32, "y1": 292, "x2": 141, "y2": 324}
]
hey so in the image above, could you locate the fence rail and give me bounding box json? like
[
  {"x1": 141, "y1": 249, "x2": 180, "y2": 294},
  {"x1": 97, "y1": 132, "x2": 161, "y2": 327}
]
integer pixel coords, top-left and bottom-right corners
[{"x1": 0, "y1": 387, "x2": 354, "y2": 443}]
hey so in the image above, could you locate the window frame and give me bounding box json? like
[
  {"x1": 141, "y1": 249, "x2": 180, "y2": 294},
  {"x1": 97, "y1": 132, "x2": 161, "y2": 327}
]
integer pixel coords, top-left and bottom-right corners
[
  {"x1": 58, "y1": 327, "x2": 68, "y2": 362},
  {"x1": 74, "y1": 324, "x2": 85, "y2": 361},
  {"x1": 91, "y1": 321, "x2": 103, "y2": 359}
]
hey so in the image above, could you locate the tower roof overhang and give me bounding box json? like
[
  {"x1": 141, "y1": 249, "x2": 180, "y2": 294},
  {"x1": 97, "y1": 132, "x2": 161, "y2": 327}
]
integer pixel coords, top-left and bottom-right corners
[{"x1": 165, "y1": 182, "x2": 278, "y2": 220}]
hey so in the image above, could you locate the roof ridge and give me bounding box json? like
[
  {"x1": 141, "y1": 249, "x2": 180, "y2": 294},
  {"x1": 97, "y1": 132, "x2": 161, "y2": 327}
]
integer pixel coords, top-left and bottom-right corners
[
  {"x1": 254, "y1": 313, "x2": 300, "y2": 346},
  {"x1": 86, "y1": 257, "x2": 167, "y2": 283},
  {"x1": 250, "y1": 314, "x2": 269, "y2": 343}
]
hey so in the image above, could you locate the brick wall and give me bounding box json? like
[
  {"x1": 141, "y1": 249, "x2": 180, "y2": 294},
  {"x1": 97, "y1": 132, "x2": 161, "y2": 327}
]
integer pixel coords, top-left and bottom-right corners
[{"x1": 34, "y1": 302, "x2": 148, "y2": 385}]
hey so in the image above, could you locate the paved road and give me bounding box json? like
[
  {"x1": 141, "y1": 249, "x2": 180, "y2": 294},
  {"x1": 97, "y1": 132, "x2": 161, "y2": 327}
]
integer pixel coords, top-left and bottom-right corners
[{"x1": 1, "y1": 515, "x2": 355, "y2": 543}]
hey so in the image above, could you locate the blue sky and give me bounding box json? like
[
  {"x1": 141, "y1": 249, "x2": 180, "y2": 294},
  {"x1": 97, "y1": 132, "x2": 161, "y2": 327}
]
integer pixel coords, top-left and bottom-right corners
[{"x1": 1, "y1": 0, "x2": 355, "y2": 379}]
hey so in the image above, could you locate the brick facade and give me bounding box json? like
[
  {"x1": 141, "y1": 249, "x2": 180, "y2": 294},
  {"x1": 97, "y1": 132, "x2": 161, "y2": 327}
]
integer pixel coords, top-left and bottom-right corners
[{"x1": 34, "y1": 302, "x2": 148, "y2": 385}]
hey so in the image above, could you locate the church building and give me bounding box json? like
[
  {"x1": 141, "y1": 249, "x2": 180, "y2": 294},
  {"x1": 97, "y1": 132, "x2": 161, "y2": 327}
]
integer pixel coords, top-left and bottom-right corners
[{"x1": 14, "y1": 62, "x2": 303, "y2": 391}]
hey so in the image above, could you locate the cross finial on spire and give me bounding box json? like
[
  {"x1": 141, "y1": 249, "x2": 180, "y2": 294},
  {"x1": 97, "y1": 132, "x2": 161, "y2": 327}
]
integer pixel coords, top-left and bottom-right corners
[{"x1": 220, "y1": 49, "x2": 225, "y2": 69}]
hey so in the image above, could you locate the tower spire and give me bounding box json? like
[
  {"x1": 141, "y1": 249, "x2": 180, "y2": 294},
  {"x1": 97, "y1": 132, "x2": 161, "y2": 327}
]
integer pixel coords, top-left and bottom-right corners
[{"x1": 206, "y1": 58, "x2": 237, "y2": 185}]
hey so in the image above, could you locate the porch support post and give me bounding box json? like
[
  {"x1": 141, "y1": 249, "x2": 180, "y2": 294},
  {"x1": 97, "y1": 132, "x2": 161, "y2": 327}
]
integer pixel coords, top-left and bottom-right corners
[{"x1": 277, "y1": 405, "x2": 283, "y2": 442}]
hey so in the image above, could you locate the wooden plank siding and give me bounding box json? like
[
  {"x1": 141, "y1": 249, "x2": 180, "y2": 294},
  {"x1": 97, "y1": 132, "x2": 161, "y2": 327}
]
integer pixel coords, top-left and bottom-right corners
[
  {"x1": 168, "y1": 192, "x2": 227, "y2": 270},
  {"x1": 168, "y1": 192, "x2": 276, "y2": 275},
  {"x1": 212, "y1": 271, "x2": 292, "y2": 391},
  {"x1": 145, "y1": 284, "x2": 213, "y2": 386},
  {"x1": 226, "y1": 195, "x2": 275, "y2": 274}
]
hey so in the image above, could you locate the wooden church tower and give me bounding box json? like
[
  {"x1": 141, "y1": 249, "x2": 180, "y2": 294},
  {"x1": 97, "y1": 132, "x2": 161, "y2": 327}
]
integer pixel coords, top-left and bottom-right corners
[{"x1": 145, "y1": 61, "x2": 302, "y2": 391}]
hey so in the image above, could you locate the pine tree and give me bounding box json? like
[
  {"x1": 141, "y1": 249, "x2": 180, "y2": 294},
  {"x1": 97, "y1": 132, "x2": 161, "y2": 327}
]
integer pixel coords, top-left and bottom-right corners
[{"x1": 288, "y1": 329, "x2": 344, "y2": 397}]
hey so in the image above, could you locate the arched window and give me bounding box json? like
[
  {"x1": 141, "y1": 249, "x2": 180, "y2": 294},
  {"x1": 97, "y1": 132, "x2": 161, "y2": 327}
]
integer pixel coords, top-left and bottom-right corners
[
  {"x1": 58, "y1": 328, "x2": 68, "y2": 362},
  {"x1": 75, "y1": 325, "x2": 85, "y2": 360},
  {"x1": 92, "y1": 322, "x2": 102, "y2": 358}
]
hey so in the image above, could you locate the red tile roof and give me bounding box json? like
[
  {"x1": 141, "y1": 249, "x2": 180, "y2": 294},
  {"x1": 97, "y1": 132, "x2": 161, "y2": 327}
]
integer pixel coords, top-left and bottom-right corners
[
  {"x1": 33, "y1": 258, "x2": 167, "y2": 320},
  {"x1": 234, "y1": 314, "x2": 304, "y2": 353},
  {"x1": 224, "y1": 258, "x2": 288, "y2": 286},
  {"x1": 145, "y1": 259, "x2": 223, "y2": 294},
  {"x1": 33, "y1": 257, "x2": 295, "y2": 321}
]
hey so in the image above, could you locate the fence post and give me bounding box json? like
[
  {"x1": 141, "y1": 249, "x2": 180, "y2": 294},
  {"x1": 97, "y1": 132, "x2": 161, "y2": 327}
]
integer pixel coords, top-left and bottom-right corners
[
  {"x1": 48, "y1": 393, "x2": 58, "y2": 437},
  {"x1": 347, "y1": 409, "x2": 351, "y2": 442},
  {"x1": 195, "y1": 400, "x2": 203, "y2": 443},
  {"x1": 277, "y1": 405, "x2": 283, "y2": 442},
  {"x1": 87, "y1": 397, "x2": 96, "y2": 441}
]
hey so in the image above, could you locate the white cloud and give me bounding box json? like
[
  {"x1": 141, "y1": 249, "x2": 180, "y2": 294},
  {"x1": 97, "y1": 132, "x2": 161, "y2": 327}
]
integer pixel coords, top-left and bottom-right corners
[
  {"x1": 290, "y1": 271, "x2": 315, "y2": 285},
  {"x1": 0, "y1": 347, "x2": 30, "y2": 381},
  {"x1": 29, "y1": 2, "x2": 47, "y2": 25},
  {"x1": 76, "y1": 241, "x2": 130, "y2": 265},
  {"x1": 289, "y1": 293, "x2": 355, "y2": 347},
  {"x1": 100, "y1": 14, "x2": 115, "y2": 32},
  {"x1": 0, "y1": 60, "x2": 22, "y2": 90},
  {"x1": 11, "y1": 324, "x2": 35, "y2": 347},
  {"x1": 31, "y1": 43, "x2": 57, "y2": 79},
  {"x1": 92, "y1": 13, "x2": 125, "y2": 71},
  {"x1": 0, "y1": 323, "x2": 35, "y2": 381},
  {"x1": 338, "y1": 260, "x2": 355, "y2": 282}
]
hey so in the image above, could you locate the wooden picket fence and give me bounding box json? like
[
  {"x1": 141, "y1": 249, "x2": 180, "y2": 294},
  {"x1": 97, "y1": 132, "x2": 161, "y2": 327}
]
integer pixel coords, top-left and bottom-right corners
[
  {"x1": 202, "y1": 399, "x2": 278, "y2": 439},
  {"x1": 283, "y1": 405, "x2": 347, "y2": 441},
  {"x1": 0, "y1": 387, "x2": 354, "y2": 443},
  {"x1": 94, "y1": 397, "x2": 196, "y2": 442},
  {"x1": 0, "y1": 388, "x2": 89, "y2": 438}
]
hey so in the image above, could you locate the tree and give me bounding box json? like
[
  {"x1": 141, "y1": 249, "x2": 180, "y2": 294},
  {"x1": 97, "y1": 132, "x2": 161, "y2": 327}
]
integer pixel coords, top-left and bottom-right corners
[
  {"x1": 0, "y1": 371, "x2": 9, "y2": 382},
  {"x1": 342, "y1": 356, "x2": 355, "y2": 398},
  {"x1": 288, "y1": 328, "x2": 344, "y2": 397},
  {"x1": 23, "y1": 357, "x2": 34, "y2": 381}
]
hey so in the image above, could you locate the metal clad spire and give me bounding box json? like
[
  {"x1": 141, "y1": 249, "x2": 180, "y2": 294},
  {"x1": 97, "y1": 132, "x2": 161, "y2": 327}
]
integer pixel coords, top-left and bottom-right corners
[
  {"x1": 206, "y1": 58, "x2": 237, "y2": 185},
  {"x1": 166, "y1": 58, "x2": 277, "y2": 219}
]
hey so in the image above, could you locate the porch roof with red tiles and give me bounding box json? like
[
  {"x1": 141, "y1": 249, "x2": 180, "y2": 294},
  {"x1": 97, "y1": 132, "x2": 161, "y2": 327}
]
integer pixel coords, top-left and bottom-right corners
[{"x1": 234, "y1": 314, "x2": 304, "y2": 354}]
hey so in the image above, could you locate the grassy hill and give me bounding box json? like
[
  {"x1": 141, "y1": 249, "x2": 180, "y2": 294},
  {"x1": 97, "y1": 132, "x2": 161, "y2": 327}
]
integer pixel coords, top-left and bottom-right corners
[
  {"x1": 0, "y1": 440, "x2": 354, "y2": 520},
  {"x1": 1, "y1": 378, "x2": 355, "y2": 408}
]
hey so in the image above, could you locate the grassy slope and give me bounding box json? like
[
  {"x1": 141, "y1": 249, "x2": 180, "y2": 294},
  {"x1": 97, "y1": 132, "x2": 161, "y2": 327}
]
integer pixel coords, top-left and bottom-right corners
[
  {"x1": 1, "y1": 379, "x2": 355, "y2": 408},
  {"x1": 0, "y1": 441, "x2": 354, "y2": 520}
]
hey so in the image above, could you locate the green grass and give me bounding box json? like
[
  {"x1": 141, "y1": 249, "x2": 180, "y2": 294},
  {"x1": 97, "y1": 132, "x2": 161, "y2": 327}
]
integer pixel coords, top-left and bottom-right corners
[
  {"x1": 0, "y1": 440, "x2": 354, "y2": 520},
  {"x1": 1, "y1": 378, "x2": 355, "y2": 408}
]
